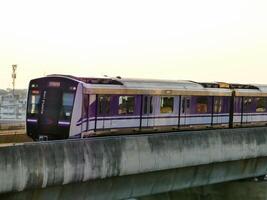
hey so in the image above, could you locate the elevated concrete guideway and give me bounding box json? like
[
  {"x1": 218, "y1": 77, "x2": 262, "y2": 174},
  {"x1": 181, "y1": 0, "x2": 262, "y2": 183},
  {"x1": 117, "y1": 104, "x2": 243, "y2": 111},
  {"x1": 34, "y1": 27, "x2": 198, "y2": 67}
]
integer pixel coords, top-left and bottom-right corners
[{"x1": 2, "y1": 127, "x2": 267, "y2": 199}]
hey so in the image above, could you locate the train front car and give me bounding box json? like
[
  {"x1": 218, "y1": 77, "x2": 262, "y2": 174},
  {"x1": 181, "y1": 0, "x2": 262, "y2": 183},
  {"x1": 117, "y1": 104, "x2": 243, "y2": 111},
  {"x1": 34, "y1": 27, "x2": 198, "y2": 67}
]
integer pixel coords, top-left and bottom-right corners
[{"x1": 26, "y1": 76, "x2": 80, "y2": 140}]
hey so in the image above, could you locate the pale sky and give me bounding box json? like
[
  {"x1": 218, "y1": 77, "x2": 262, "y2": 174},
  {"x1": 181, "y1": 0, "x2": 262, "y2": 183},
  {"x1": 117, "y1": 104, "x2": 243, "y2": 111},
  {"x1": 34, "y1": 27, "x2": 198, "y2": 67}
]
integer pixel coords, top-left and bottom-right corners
[{"x1": 1, "y1": 0, "x2": 267, "y2": 89}]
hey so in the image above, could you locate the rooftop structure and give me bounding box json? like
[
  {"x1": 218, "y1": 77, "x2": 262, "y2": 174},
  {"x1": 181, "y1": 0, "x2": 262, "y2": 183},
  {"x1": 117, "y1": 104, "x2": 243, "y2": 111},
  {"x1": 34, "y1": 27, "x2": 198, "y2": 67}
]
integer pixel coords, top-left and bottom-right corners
[{"x1": 0, "y1": 89, "x2": 27, "y2": 121}]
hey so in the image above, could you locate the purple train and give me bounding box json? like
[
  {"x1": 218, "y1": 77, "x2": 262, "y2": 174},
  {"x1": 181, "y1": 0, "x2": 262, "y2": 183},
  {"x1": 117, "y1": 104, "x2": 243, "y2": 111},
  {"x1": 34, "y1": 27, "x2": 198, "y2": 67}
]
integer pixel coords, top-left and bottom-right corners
[{"x1": 26, "y1": 74, "x2": 267, "y2": 140}]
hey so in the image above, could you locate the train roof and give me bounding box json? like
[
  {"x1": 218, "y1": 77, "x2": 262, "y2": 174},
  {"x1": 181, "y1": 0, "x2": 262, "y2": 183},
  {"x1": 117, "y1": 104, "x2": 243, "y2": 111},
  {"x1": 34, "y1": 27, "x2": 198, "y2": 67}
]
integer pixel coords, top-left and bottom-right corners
[
  {"x1": 80, "y1": 77, "x2": 232, "y2": 96},
  {"x1": 197, "y1": 81, "x2": 267, "y2": 97},
  {"x1": 44, "y1": 75, "x2": 267, "y2": 96},
  {"x1": 45, "y1": 75, "x2": 231, "y2": 96},
  {"x1": 234, "y1": 84, "x2": 267, "y2": 97}
]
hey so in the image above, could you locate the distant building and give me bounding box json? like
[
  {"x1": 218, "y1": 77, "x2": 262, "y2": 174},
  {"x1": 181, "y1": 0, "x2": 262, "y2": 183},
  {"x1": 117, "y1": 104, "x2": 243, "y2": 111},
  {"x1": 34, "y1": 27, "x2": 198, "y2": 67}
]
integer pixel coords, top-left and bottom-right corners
[{"x1": 0, "y1": 89, "x2": 27, "y2": 121}]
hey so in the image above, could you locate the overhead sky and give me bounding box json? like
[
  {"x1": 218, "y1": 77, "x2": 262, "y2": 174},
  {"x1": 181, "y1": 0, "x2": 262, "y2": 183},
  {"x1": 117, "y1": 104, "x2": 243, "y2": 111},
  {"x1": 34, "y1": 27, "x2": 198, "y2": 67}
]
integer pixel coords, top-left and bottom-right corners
[{"x1": 1, "y1": 0, "x2": 267, "y2": 89}]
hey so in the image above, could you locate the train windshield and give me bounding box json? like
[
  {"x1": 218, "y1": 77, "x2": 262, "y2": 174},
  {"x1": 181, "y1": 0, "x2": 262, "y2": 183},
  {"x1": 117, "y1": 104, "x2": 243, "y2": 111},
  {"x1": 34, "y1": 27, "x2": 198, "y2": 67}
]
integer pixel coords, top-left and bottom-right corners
[
  {"x1": 60, "y1": 93, "x2": 75, "y2": 119},
  {"x1": 27, "y1": 92, "x2": 41, "y2": 115}
]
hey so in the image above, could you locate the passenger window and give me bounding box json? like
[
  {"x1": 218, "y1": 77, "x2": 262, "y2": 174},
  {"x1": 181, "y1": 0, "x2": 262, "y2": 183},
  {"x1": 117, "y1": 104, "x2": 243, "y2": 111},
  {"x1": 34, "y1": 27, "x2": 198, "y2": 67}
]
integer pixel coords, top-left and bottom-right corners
[
  {"x1": 196, "y1": 97, "x2": 208, "y2": 113},
  {"x1": 256, "y1": 98, "x2": 266, "y2": 112},
  {"x1": 98, "y1": 95, "x2": 111, "y2": 115},
  {"x1": 160, "y1": 97, "x2": 174, "y2": 114},
  {"x1": 119, "y1": 96, "x2": 135, "y2": 115}
]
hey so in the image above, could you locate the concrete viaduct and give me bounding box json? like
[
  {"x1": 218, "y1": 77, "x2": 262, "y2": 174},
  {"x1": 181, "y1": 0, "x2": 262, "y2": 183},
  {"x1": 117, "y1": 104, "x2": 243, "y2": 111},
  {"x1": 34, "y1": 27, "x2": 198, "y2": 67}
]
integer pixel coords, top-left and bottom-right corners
[{"x1": 1, "y1": 127, "x2": 267, "y2": 199}]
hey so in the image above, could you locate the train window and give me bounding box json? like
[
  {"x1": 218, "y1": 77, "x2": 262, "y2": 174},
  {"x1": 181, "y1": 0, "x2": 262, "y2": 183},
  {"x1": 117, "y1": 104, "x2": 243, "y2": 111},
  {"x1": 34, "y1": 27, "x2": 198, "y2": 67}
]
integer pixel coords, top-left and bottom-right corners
[
  {"x1": 61, "y1": 93, "x2": 75, "y2": 118},
  {"x1": 27, "y1": 93, "x2": 40, "y2": 114},
  {"x1": 143, "y1": 96, "x2": 153, "y2": 114},
  {"x1": 119, "y1": 96, "x2": 135, "y2": 115},
  {"x1": 244, "y1": 97, "x2": 253, "y2": 113},
  {"x1": 256, "y1": 98, "x2": 266, "y2": 112},
  {"x1": 160, "y1": 97, "x2": 174, "y2": 114},
  {"x1": 214, "y1": 97, "x2": 223, "y2": 113},
  {"x1": 98, "y1": 95, "x2": 111, "y2": 115},
  {"x1": 196, "y1": 97, "x2": 208, "y2": 113}
]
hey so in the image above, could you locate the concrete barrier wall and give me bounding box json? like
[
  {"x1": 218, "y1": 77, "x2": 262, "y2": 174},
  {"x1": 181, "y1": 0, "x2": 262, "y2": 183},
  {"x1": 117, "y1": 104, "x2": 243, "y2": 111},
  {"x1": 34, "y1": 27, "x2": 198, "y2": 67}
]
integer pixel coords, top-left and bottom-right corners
[
  {"x1": 1, "y1": 127, "x2": 267, "y2": 194},
  {"x1": 2, "y1": 158, "x2": 267, "y2": 200}
]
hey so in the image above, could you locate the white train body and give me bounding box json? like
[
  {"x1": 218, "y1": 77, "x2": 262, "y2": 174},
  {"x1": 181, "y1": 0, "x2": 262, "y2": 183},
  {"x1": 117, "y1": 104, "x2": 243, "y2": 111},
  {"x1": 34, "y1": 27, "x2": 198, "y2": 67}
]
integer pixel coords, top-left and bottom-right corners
[{"x1": 26, "y1": 75, "x2": 267, "y2": 140}]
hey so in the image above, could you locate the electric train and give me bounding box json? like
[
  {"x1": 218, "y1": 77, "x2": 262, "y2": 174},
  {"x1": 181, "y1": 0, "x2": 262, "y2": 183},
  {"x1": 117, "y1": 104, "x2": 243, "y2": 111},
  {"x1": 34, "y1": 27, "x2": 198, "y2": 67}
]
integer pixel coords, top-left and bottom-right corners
[{"x1": 26, "y1": 74, "x2": 267, "y2": 140}]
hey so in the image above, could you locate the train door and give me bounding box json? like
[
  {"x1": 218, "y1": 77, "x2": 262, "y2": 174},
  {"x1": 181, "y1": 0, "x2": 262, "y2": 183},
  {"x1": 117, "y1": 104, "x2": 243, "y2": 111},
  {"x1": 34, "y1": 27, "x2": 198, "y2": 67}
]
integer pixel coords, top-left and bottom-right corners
[
  {"x1": 180, "y1": 96, "x2": 191, "y2": 126},
  {"x1": 243, "y1": 97, "x2": 253, "y2": 124},
  {"x1": 39, "y1": 88, "x2": 62, "y2": 135},
  {"x1": 142, "y1": 96, "x2": 154, "y2": 128},
  {"x1": 213, "y1": 96, "x2": 222, "y2": 125},
  {"x1": 233, "y1": 97, "x2": 242, "y2": 126},
  {"x1": 103, "y1": 96, "x2": 112, "y2": 129},
  {"x1": 81, "y1": 94, "x2": 89, "y2": 132},
  {"x1": 97, "y1": 95, "x2": 112, "y2": 130}
]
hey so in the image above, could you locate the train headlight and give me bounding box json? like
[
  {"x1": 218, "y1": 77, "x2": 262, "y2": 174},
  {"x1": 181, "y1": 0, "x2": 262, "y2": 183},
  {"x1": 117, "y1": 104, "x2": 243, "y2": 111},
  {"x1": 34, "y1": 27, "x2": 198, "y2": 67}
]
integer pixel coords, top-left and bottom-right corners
[
  {"x1": 69, "y1": 86, "x2": 76, "y2": 91},
  {"x1": 31, "y1": 84, "x2": 38, "y2": 88}
]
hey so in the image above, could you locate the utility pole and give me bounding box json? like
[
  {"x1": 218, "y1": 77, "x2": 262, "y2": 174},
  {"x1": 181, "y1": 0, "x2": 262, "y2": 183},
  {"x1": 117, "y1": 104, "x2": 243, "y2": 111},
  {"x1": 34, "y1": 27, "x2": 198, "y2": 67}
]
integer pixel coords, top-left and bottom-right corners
[
  {"x1": 12, "y1": 64, "x2": 17, "y2": 96},
  {"x1": 11, "y1": 65, "x2": 18, "y2": 119}
]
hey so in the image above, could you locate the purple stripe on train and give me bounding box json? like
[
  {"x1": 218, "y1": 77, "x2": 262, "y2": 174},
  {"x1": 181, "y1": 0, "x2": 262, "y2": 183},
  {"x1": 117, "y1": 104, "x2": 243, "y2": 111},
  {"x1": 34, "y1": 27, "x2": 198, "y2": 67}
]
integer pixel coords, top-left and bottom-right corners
[
  {"x1": 81, "y1": 122, "x2": 219, "y2": 134},
  {"x1": 75, "y1": 114, "x2": 230, "y2": 126}
]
